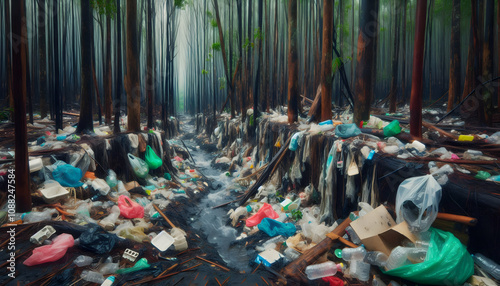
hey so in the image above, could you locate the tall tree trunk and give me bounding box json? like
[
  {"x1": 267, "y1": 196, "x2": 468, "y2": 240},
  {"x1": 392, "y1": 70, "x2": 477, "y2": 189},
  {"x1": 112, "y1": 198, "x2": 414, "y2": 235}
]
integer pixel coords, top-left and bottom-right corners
[
  {"x1": 409, "y1": 0, "x2": 427, "y2": 138},
  {"x1": 252, "y1": 0, "x2": 263, "y2": 128},
  {"x1": 114, "y1": 0, "x2": 122, "y2": 133},
  {"x1": 498, "y1": 0, "x2": 500, "y2": 112},
  {"x1": 105, "y1": 15, "x2": 113, "y2": 125},
  {"x1": 125, "y1": 0, "x2": 141, "y2": 132},
  {"x1": 401, "y1": 0, "x2": 407, "y2": 102},
  {"x1": 447, "y1": 0, "x2": 460, "y2": 112},
  {"x1": 77, "y1": 0, "x2": 93, "y2": 133},
  {"x1": 320, "y1": 0, "x2": 333, "y2": 121},
  {"x1": 147, "y1": 0, "x2": 153, "y2": 129},
  {"x1": 482, "y1": 0, "x2": 494, "y2": 125},
  {"x1": 462, "y1": 26, "x2": 474, "y2": 101},
  {"x1": 389, "y1": 0, "x2": 401, "y2": 113},
  {"x1": 353, "y1": 0, "x2": 379, "y2": 124},
  {"x1": 5, "y1": 0, "x2": 14, "y2": 121},
  {"x1": 54, "y1": 1, "x2": 62, "y2": 131},
  {"x1": 12, "y1": 0, "x2": 32, "y2": 212},
  {"x1": 287, "y1": 0, "x2": 298, "y2": 123},
  {"x1": 38, "y1": 0, "x2": 48, "y2": 119},
  {"x1": 24, "y1": 0, "x2": 33, "y2": 125},
  {"x1": 244, "y1": 0, "x2": 252, "y2": 119},
  {"x1": 271, "y1": 0, "x2": 278, "y2": 110}
]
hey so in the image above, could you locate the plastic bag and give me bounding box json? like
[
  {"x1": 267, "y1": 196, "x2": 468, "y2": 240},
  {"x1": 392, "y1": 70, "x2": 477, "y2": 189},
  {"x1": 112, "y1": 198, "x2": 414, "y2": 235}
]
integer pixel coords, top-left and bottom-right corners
[
  {"x1": 246, "y1": 203, "x2": 279, "y2": 227},
  {"x1": 258, "y1": 218, "x2": 296, "y2": 237},
  {"x1": 53, "y1": 164, "x2": 83, "y2": 187},
  {"x1": 383, "y1": 120, "x2": 401, "y2": 137},
  {"x1": 145, "y1": 146, "x2": 162, "y2": 170},
  {"x1": 395, "y1": 175, "x2": 441, "y2": 233},
  {"x1": 335, "y1": 123, "x2": 361, "y2": 138},
  {"x1": 23, "y1": 233, "x2": 75, "y2": 266},
  {"x1": 118, "y1": 195, "x2": 144, "y2": 219},
  {"x1": 116, "y1": 258, "x2": 151, "y2": 274},
  {"x1": 127, "y1": 153, "x2": 149, "y2": 178},
  {"x1": 106, "y1": 170, "x2": 118, "y2": 188},
  {"x1": 382, "y1": 228, "x2": 473, "y2": 285},
  {"x1": 79, "y1": 224, "x2": 118, "y2": 254}
]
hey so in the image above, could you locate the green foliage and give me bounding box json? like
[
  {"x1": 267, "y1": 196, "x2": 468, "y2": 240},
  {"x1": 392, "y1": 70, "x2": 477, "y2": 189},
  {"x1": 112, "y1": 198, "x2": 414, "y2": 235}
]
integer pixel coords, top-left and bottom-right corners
[
  {"x1": 90, "y1": 0, "x2": 117, "y2": 18},
  {"x1": 202, "y1": 69, "x2": 209, "y2": 75},
  {"x1": 243, "y1": 37, "x2": 253, "y2": 51},
  {"x1": 174, "y1": 0, "x2": 187, "y2": 9},
  {"x1": 206, "y1": 10, "x2": 213, "y2": 18},
  {"x1": 0, "y1": 107, "x2": 13, "y2": 121},
  {"x1": 254, "y1": 28, "x2": 263, "y2": 41},
  {"x1": 218, "y1": 77, "x2": 226, "y2": 90},
  {"x1": 212, "y1": 42, "x2": 221, "y2": 51},
  {"x1": 210, "y1": 19, "x2": 218, "y2": 28},
  {"x1": 249, "y1": 113, "x2": 254, "y2": 127},
  {"x1": 291, "y1": 209, "x2": 303, "y2": 221}
]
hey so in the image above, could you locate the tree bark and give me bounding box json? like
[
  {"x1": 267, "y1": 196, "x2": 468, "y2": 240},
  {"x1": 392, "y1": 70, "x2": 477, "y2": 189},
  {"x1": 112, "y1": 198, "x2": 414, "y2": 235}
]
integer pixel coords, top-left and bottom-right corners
[
  {"x1": 38, "y1": 0, "x2": 48, "y2": 119},
  {"x1": 287, "y1": 0, "x2": 298, "y2": 124},
  {"x1": 105, "y1": 15, "x2": 113, "y2": 125},
  {"x1": 389, "y1": 0, "x2": 401, "y2": 113},
  {"x1": 447, "y1": 0, "x2": 460, "y2": 112},
  {"x1": 5, "y1": 0, "x2": 14, "y2": 121},
  {"x1": 125, "y1": 0, "x2": 141, "y2": 132},
  {"x1": 409, "y1": 0, "x2": 427, "y2": 138},
  {"x1": 114, "y1": 0, "x2": 122, "y2": 133},
  {"x1": 401, "y1": 0, "x2": 407, "y2": 102},
  {"x1": 252, "y1": 0, "x2": 263, "y2": 127},
  {"x1": 482, "y1": 0, "x2": 494, "y2": 125},
  {"x1": 54, "y1": 1, "x2": 62, "y2": 131},
  {"x1": 320, "y1": 0, "x2": 333, "y2": 121},
  {"x1": 76, "y1": 0, "x2": 94, "y2": 133},
  {"x1": 353, "y1": 0, "x2": 379, "y2": 124},
  {"x1": 147, "y1": 0, "x2": 153, "y2": 129},
  {"x1": 12, "y1": 0, "x2": 32, "y2": 212}
]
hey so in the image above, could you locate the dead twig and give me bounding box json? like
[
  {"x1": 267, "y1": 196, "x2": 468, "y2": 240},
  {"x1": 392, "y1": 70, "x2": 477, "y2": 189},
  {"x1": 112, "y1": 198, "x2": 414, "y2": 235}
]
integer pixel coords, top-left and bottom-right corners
[{"x1": 195, "y1": 256, "x2": 230, "y2": 272}]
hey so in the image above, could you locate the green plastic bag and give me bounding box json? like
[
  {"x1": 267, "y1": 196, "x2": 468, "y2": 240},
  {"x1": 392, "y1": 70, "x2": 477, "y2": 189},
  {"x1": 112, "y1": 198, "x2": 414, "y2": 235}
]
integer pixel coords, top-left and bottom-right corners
[
  {"x1": 383, "y1": 120, "x2": 401, "y2": 137},
  {"x1": 145, "y1": 146, "x2": 162, "y2": 170},
  {"x1": 382, "y1": 228, "x2": 473, "y2": 285}
]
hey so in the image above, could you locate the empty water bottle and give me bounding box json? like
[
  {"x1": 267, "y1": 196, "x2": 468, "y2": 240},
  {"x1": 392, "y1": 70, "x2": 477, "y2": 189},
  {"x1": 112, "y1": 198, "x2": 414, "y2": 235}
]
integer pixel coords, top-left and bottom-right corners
[
  {"x1": 364, "y1": 251, "x2": 388, "y2": 267},
  {"x1": 284, "y1": 247, "x2": 301, "y2": 261},
  {"x1": 472, "y1": 253, "x2": 500, "y2": 280},
  {"x1": 385, "y1": 247, "x2": 410, "y2": 271},
  {"x1": 342, "y1": 247, "x2": 366, "y2": 261},
  {"x1": 81, "y1": 270, "x2": 105, "y2": 284},
  {"x1": 345, "y1": 226, "x2": 361, "y2": 245},
  {"x1": 74, "y1": 255, "x2": 93, "y2": 267},
  {"x1": 305, "y1": 261, "x2": 343, "y2": 280},
  {"x1": 349, "y1": 260, "x2": 370, "y2": 282},
  {"x1": 407, "y1": 247, "x2": 427, "y2": 263},
  {"x1": 22, "y1": 209, "x2": 58, "y2": 223}
]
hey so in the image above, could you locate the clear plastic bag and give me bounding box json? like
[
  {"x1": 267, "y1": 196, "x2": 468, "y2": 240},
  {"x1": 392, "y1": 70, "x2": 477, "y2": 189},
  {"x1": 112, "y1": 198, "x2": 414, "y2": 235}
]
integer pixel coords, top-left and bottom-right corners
[
  {"x1": 395, "y1": 175, "x2": 442, "y2": 233},
  {"x1": 127, "y1": 153, "x2": 149, "y2": 178}
]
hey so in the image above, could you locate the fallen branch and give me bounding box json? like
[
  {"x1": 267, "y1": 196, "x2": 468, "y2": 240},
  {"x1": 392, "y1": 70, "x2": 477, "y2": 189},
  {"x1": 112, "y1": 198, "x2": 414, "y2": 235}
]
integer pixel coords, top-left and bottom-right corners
[
  {"x1": 196, "y1": 256, "x2": 230, "y2": 272},
  {"x1": 153, "y1": 204, "x2": 176, "y2": 228}
]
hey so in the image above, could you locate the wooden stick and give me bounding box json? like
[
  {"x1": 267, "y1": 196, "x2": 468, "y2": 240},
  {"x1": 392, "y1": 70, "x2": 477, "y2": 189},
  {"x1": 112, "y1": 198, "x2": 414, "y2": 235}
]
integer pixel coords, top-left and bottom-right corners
[
  {"x1": 196, "y1": 256, "x2": 230, "y2": 272},
  {"x1": 0, "y1": 224, "x2": 33, "y2": 248},
  {"x1": 260, "y1": 276, "x2": 270, "y2": 286},
  {"x1": 221, "y1": 276, "x2": 230, "y2": 286},
  {"x1": 153, "y1": 204, "x2": 176, "y2": 228},
  {"x1": 215, "y1": 277, "x2": 222, "y2": 286},
  {"x1": 436, "y1": 213, "x2": 478, "y2": 226}
]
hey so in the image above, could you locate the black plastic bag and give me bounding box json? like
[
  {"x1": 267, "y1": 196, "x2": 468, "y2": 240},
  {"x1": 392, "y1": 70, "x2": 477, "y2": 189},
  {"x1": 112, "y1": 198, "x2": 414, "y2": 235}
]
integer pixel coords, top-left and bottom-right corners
[{"x1": 78, "y1": 224, "x2": 118, "y2": 254}]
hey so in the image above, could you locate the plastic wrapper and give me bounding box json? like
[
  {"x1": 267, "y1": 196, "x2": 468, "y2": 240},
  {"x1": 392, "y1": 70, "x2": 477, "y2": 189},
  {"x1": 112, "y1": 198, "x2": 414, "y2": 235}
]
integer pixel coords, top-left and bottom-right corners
[
  {"x1": 246, "y1": 203, "x2": 279, "y2": 227},
  {"x1": 106, "y1": 170, "x2": 118, "y2": 188},
  {"x1": 116, "y1": 258, "x2": 151, "y2": 274},
  {"x1": 52, "y1": 164, "x2": 83, "y2": 187},
  {"x1": 395, "y1": 175, "x2": 442, "y2": 233},
  {"x1": 258, "y1": 218, "x2": 296, "y2": 237},
  {"x1": 334, "y1": 124, "x2": 361, "y2": 138},
  {"x1": 79, "y1": 224, "x2": 118, "y2": 254},
  {"x1": 127, "y1": 153, "x2": 149, "y2": 178},
  {"x1": 23, "y1": 233, "x2": 75, "y2": 266},
  {"x1": 118, "y1": 195, "x2": 144, "y2": 219},
  {"x1": 145, "y1": 146, "x2": 162, "y2": 170}
]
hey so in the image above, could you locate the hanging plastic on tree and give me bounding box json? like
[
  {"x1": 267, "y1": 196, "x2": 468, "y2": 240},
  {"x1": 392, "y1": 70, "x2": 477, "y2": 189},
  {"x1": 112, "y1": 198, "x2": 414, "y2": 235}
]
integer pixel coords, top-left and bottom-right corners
[
  {"x1": 127, "y1": 153, "x2": 149, "y2": 178},
  {"x1": 145, "y1": 146, "x2": 162, "y2": 170}
]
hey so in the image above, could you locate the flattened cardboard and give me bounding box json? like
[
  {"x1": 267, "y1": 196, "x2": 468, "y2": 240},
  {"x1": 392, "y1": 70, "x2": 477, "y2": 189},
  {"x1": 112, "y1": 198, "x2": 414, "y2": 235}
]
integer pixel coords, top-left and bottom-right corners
[{"x1": 350, "y1": 205, "x2": 417, "y2": 256}]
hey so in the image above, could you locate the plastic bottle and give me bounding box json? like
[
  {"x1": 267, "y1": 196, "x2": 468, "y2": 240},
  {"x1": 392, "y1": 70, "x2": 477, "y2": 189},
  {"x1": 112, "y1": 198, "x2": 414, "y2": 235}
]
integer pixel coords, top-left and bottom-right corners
[
  {"x1": 81, "y1": 270, "x2": 105, "y2": 284},
  {"x1": 349, "y1": 260, "x2": 371, "y2": 282},
  {"x1": 385, "y1": 246, "x2": 410, "y2": 271},
  {"x1": 305, "y1": 261, "x2": 343, "y2": 280},
  {"x1": 101, "y1": 276, "x2": 115, "y2": 286},
  {"x1": 342, "y1": 247, "x2": 366, "y2": 261},
  {"x1": 22, "y1": 208, "x2": 58, "y2": 223},
  {"x1": 99, "y1": 205, "x2": 120, "y2": 231},
  {"x1": 345, "y1": 226, "x2": 361, "y2": 245},
  {"x1": 74, "y1": 255, "x2": 93, "y2": 267},
  {"x1": 284, "y1": 247, "x2": 301, "y2": 261},
  {"x1": 289, "y1": 133, "x2": 300, "y2": 151},
  {"x1": 364, "y1": 251, "x2": 388, "y2": 267},
  {"x1": 472, "y1": 253, "x2": 500, "y2": 280}
]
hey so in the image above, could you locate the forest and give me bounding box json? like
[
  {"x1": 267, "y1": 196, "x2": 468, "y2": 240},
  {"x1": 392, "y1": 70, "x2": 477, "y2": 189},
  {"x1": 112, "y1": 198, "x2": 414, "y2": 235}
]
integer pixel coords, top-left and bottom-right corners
[{"x1": 1, "y1": 0, "x2": 500, "y2": 285}]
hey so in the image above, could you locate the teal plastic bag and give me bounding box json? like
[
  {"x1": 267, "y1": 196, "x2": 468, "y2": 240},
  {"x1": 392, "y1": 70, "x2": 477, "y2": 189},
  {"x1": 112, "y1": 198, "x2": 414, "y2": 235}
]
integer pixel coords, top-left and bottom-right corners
[
  {"x1": 383, "y1": 120, "x2": 401, "y2": 137},
  {"x1": 335, "y1": 124, "x2": 361, "y2": 138},
  {"x1": 145, "y1": 146, "x2": 162, "y2": 170},
  {"x1": 382, "y1": 228, "x2": 473, "y2": 285},
  {"x1": 127, "y1": 153, "x2": 149, "y2": 178},
  {"x1": 258, "y1": 218, "x2": 296, "y2": 237}
]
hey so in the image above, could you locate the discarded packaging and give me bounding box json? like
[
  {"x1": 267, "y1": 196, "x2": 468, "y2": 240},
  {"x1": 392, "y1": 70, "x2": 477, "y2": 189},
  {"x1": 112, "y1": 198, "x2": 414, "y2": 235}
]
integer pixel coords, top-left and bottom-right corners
[{"x1": 30, "y1": 225, "x2": 56, "y2": 245}]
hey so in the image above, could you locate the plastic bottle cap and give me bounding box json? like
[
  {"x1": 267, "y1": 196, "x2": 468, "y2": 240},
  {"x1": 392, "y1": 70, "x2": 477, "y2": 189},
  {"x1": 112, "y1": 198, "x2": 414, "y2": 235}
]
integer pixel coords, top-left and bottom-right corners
[{"x1": 335, "y1": 249, "x2": 342, "y2": 258}]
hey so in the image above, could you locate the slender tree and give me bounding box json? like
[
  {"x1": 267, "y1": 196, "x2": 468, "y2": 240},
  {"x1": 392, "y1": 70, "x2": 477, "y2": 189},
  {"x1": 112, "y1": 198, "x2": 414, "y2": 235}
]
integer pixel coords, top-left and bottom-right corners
[
  {"x1": 447, "y1": 0, "x2": 460, "y2": 112},
  {"x1": 287, "y1": 0, "x2": 298, "y2": 123},
  {"x1": 125, "y1": 0, "x2": 141, "y2": 132},
  {"x1": 38, "y1": 0, "x2": 48, "y2": 119},
  {"x1": 105, "y1": 14, "x2": 113, "y2": 125},
  {"x1": 320, "y1": 0, "x2": 333, "y2": 121},
  {"x1": 54, "y1": 1, "x2": 62, "y2": 131},
  {"x1": 147, "y1": 0, "x2": 153, "y2": 129},
  {"x1": 114, "y1": 0, "x2": 122, "y2": 133},
  {"x1": 389, "y1": 0, "x2": 401, "y2": 113},
  {"x1": 482, "y1": 0, "x2": 494, "y2": 124},
  {"x1": 252, "y1": 0, "x2": 263, "y2": 126}
]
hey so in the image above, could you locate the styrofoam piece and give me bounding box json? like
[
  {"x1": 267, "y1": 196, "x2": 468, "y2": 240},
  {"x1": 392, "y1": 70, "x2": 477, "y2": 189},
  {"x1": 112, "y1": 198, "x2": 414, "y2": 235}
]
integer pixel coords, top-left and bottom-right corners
[
  {"x1": 29, "y1": 158, "x2": 43, "y2": 173},
  {"x1": 151, "y1": 230, "x2": 175, "y2": 252},
  {"x1": 255, "y1": 249, "x2": 284, "y2": 267},
  {"x1": 40, "y1": 184, "x2": 69, "y2": 203},
  {"x1": 30, "y1": 225, "x2": 56, "y2": 244}
]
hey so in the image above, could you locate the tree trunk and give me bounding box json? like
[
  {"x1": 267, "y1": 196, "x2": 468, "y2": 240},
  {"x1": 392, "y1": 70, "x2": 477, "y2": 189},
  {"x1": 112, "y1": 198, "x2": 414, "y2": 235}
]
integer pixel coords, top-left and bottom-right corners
[
  {"x1": 447, "y1": 0, "x2": 460, "y2": 112},
  {"x1": 147, "y1": 0, "x2": 153, "y2": 129},
  {"x1": 114, "y1": 0, "x2": 122, "y2": 133},
  {"x1": 12, "y1": 0, "x2": 32, "y2": 212},
  {"x1": 353, "y1": 0, "x2": 379, "y2": 124},
  {"x1": 409, "y1": 0, "x2": 427, "y2": 138},
  {"x1": 76, "y1": 0, "x2": 94, "y2": 133},
  {"x1": 38, "y1": 0, "x2": 48, "y2": 119},
  {"x1": 125, "y1": 0, "x2": 141, "y2": 132},
  {"x1": 482, "y1": 0, "x2": 494, "y2": 125},
  {"x1": 389, "y1": 0, "x2": 401, "y2": 113},
  {"x1": 252, "y1": 0, "x2": 263, "y2": 128},
  {"x1": 287, "y1": 0, "x2": 298, "y2": 124},
  {"x1": 320, "y1": 0, "x2": 333, "y2": 121},
  {"x1": 401, "y1": 0, "x2": 407, "y2": 102},
  {"x1": 498, "y1": 0, "x2": 500, "y2": 112},
  {"x1": 272, "y1": 0, "x2": 278, "y2": 110},
  {"x1": 105, "y1": 15, "x2": 113, "y2": 125},
  {"x1": 54, "y1": 1, "x2": 62, "y2": 131}
]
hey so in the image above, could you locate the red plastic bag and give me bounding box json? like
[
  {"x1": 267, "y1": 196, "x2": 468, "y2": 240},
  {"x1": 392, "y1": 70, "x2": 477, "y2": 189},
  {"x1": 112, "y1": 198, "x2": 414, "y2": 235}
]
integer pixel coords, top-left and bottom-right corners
[
  {"x1": 23, "y1": 233, "x2": 74, "y2": 266},
  {"x1": 246, "y1": 203, "x2": 279, "y2": 227},
  {"x1": 118, "y1": 195, "x2": 144, "y2": 219},
  {"x1": 322, "y1": 276, "x2": 344, "y2": 286}
]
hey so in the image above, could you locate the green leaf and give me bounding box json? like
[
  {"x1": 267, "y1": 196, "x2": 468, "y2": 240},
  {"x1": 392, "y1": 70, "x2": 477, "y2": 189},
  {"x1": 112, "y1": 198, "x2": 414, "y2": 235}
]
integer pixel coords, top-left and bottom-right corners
[
  {"x1": 212, "y1": 42, "x2": 221, "y2": 51},
  {"x1": 210, "y1": 19, "x2": 218, "y2": 28}
]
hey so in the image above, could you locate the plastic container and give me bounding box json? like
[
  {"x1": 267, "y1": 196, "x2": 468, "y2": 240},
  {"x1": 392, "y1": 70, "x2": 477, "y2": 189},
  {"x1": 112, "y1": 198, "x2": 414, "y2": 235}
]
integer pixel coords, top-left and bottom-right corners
[
  {"x1": 171, "y1": 228, "x2": 188, "y2": 251},
  {"x1": 349, "y1": 260, "x2": 371, "y2": 282},
  {"x1": 81, "y1": 270, "x2": 105, "y2": 284},
  {"x1": 385, "y1": 246, "x2": 410, "y2": 271},
  {"x1": 364, "y1": 251, "x2": 388, "y2": 267},
  {"x1": 23, "y1": 208, "x2": 58, "y2": 223},
  {"x1": 472, "y1": 253, "x2": 500, "y2": 280},
  {"x1": 305, "y1": 261, "x2": 343, "y2": 280},
  {"x1": 458, "y1": 135, "x2": 474, "y2": 142},
  {"x1": 341, "y1": 247, "x2": 366, "y2": 261},
  {"x1": 345, "y1": 226, "x2": 361, "y2": 245},
  {"x1": 29, "y1": 158, "x2": 44, "y2": 173},
  {"x1": 74, "y1": 255, "x2": 93, "y2": 267},
  {"x1": 151, "y1": 230, "x2": 175, "y2": 251},
  {"x1": 383, "y1": 120, "x2": 401, "y2": 137},
  {"x1": 99, "y1": 205, "x2": 120, "y2": 231},
  {"x1": 40, "y1": 183, "x2": 70, "y2": 204},
  {"x1": 101, "y1": 276, "x2": 115, "y2": 286},
  {"x1": 92, "y1": 178, "x2": 111, "y2": 196}
]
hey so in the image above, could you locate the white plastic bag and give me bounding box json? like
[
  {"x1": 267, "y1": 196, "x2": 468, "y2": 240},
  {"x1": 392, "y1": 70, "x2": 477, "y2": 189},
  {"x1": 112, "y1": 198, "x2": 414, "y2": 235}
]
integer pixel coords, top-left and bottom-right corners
[{"x1": 395, "y1": 175, "x2": 442, "y2": 233}]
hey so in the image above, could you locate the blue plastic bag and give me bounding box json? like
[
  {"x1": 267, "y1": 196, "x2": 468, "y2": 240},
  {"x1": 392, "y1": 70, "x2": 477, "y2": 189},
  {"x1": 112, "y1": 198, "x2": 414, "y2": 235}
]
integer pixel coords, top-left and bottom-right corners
[
  {"x1": 258, "y1": 218, "x2": 296, "y2": 237},
  {"x1": 53, "y1": 164, "x2": 83, "y2": 187},
  {"x1": 335, "y1": 124, "x2": 361, "y2": 138}
]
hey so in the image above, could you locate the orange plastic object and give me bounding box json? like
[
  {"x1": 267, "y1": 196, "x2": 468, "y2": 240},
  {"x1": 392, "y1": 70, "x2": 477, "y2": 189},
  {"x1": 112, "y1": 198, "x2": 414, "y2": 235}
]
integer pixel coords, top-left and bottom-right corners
[
  {"x1": 83, "y1": 171, "x2": 96, "y2": 180},
  {"x1": 246, "y1": 203, "x2": 279, "y2": 227}
]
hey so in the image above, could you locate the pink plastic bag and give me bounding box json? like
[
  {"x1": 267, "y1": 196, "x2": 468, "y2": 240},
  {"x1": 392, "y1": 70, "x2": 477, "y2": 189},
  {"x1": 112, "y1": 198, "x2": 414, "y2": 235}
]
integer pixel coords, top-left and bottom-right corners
[
  {"x1": 23, "y1": 233, "x2": 74, "y2": 266},
  {"x1": 118, "y1": 195, "x2": 144, "y2": 219},
  {"x1": 246, "y1": 203, "x2": 279, "y2": 227}
]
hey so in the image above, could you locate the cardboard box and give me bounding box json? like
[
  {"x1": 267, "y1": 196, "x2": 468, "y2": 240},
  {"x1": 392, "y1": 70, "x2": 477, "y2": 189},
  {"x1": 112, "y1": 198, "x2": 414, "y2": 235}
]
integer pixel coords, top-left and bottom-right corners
[{"x1": 350, "y1": 205, "x2": 417, "y2": 256}]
